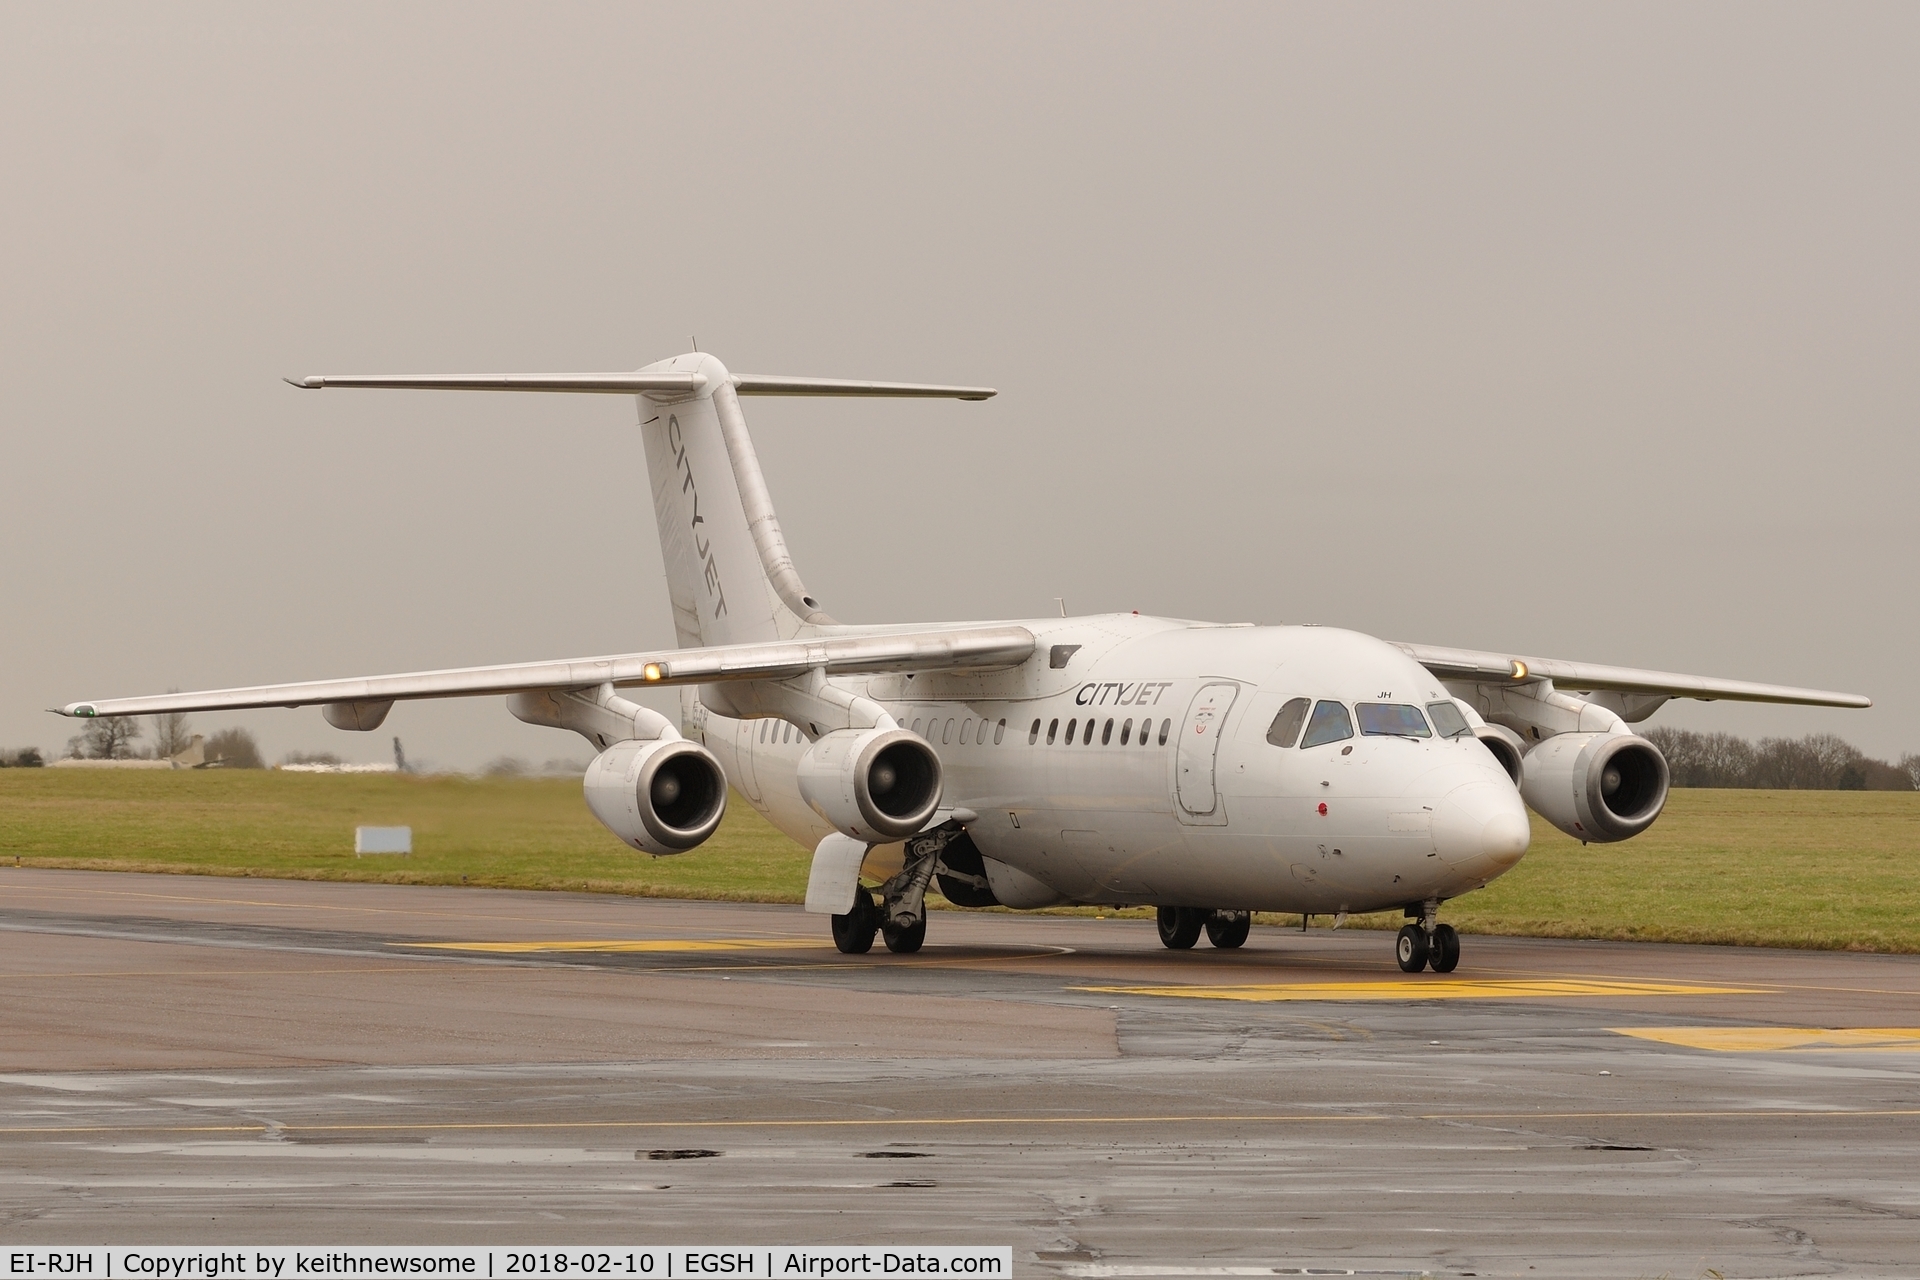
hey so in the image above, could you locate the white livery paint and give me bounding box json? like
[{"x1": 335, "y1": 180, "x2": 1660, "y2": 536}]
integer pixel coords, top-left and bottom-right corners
[{"x1": 60, "y1": 351, "x2": 1870, "y2": 969}]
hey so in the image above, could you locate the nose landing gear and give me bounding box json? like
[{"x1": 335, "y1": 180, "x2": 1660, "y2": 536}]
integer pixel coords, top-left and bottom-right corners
[{"x1": 1396, "y1": 900, "x2": 1460, "y2": 973}]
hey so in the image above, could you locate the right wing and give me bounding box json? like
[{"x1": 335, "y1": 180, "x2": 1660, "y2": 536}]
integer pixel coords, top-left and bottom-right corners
[
  {"x1": 57, "y1": 626, "x2": 1035, "y2": 720},
  {"x1": 1395, "y1": 641, "x2": 1870, "y2": 708}
]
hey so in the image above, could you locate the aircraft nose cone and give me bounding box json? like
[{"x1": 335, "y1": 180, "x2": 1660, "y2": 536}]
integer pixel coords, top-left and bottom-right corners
[{"x1": 1432, "y1": 780, "x2": 1531, "y2": 873}]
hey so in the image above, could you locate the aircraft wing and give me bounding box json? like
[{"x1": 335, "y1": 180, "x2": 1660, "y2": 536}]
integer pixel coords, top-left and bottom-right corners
[
  {"x1": 1395, "y1": 641, "x2": 1870, "y2": 708},
  {"x1": 57, "y1": 626, "x2": 1036, "y2": 719}
]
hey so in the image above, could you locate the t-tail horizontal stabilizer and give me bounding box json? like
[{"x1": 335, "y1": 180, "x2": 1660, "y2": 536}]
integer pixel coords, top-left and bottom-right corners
[{"x1": 285, "y1": 371, "x2": 996, "y2": 400}]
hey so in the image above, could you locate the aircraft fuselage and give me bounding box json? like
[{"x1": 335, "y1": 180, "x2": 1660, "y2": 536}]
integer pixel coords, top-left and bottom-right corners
[{"x1": 697, "y1": 613, "x2": 1530, "y2": 915}]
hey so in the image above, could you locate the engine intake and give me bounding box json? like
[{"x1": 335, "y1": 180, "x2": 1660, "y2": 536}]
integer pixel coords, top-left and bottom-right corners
[
  {"x1": 797, "y1": 727, "x2": 943, "y2": 841},
  {"x1": 583, "y1": 738, "x2": 727, "y2": 854},
  {"x1": 1519, "y1": 731, "x2": 1670, "y2": 843},
  {"x1": 1473, "y1": 724, "x2": 1525, "y2": 784}
]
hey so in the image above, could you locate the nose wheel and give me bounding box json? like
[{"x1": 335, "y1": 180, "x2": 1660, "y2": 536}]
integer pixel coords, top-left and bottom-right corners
[{"x1": 1396, "y1": 921, "x2": 1460, "y2": 973}]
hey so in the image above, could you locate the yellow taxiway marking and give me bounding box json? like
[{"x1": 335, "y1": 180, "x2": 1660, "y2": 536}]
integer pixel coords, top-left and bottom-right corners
[
  {"x1": 396, "y1": 938, "x2": 831, "y2": 954},
  {"x1": 1076, "y1": 978, "x2": 1765, "y2": 1002},
  {"x1": 1613, "y1": 1026, "x2": 1920, "y2": 1053}
]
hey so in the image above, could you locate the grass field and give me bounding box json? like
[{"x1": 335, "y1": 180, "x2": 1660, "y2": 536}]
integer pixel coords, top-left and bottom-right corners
[{"x1": 2, "y1": 770, "x2": 1916, "y2": 952}]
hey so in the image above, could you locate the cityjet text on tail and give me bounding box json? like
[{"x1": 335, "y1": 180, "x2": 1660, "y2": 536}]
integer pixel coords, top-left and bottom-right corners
[{"x1": 59, "y1": 351, "x2": 1869, "y2": 973}]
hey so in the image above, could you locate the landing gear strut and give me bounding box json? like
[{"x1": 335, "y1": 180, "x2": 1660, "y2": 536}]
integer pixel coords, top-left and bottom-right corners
[{"x1": 1396, "y1": 900, "x2": 1461, "y2": 973}]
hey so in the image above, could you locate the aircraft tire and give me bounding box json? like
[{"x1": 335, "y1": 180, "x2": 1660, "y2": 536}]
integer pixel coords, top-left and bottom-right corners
[
  {"x1": 1395, "y1": 924, "x2": 1430, "y2": 973},
  {"x1": 832, "y1": 888, "x2": 879, "y2": 955},
  {"x1": 882, "y1": 917, "x2": 927, "y2": 954},
  {"x1": 1156, "y1": 906, "x2": 1203, "y2": 950},
  {"x1": 1204, "y1": 911, "x2": 1251, "y2": 949},
  {"x1": 1429, "y1": 923, "x2": 1461, "y2": 973}
]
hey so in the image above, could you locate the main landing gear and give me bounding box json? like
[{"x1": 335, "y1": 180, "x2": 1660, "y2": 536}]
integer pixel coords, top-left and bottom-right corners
[
  {"x1": 831, "y1": 824, "x2": 973, "y2": 956},
  {"x1": 1156, "y1": 907, "x2": 1251, "y2": 950},
  {"x1": 1395, "y1": 900, "x2": 1460, "y2": 973},
  {"x1": 830, "y1": 884, "x2": 932, "y2": 955}
]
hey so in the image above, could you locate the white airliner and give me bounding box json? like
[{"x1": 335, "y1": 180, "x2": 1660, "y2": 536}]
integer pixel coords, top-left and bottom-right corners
[{"x1": 59, "y1": 353, "x2": 1869, "y2": 972}]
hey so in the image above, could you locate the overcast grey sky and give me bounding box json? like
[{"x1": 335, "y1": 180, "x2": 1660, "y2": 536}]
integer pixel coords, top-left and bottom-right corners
[{"x1": 3, "y1": 2, "x2": 1914, "y2": 771}]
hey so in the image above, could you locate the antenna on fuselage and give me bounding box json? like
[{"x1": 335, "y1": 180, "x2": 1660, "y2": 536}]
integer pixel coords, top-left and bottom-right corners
[{"x1": 1053, "y1": 597, "x2": 1066, "y2": 618}]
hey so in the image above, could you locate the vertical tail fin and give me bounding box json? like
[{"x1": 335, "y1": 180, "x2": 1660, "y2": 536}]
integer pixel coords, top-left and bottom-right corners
[{"x1": 636, "y1": 353, "x2": 832, "y2": 648}]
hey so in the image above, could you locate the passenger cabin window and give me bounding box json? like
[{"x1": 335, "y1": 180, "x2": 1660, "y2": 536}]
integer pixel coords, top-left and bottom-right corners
[
  {"x1": 1157, "y1": 718, "x2": 1170, "y2": 746},
  {"x1": 1083, "y1": 719, "x2": 1096, "y2": 745},
  {"x1": 1300, "y1": 701, "x2": 1354, "y2": 748},
  {"x1": 1065, "y1": 718, "x2": 1077, "y2": 744},
  {"x1": 1265, "y1": 697, "x2": 1310, "y2": 748},
  {"x1": 995, "y1": 718, "x2": 1007, "y2": 745},
  {"x1": 1101, "y1": 718, "x2": 1113, "y2": 745},
  {"x1": 1427, "y1": 700, "x2": 1472, "y2": 739},
  {"x1": 1120, "y1": 718, "x2": 1133, "y2": 745},
  {"x1": 1029, "y1": 719, "x2": 1041, "y2": 745},
  {"x1": 1046, "y1": 718, "x2": 1059, "y2": 745},
  {"x1": 1356, "y1": 703, "x2": 1432, "y2": 738}
]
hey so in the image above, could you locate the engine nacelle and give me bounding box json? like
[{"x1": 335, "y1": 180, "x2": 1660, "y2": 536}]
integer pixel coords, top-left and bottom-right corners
[
  {"x1": 797, "y1": 727, "x2": 943, "y2": 841},
  {"x1": 583, "y1": 738, "x2": 727, "y2": 855},
  {"x1": 1520, "y1": 731, "x2": 1670, "y2": 843},
  {"x1": 1473, "y1": 723, "x2": 1525, "y2": 784}
]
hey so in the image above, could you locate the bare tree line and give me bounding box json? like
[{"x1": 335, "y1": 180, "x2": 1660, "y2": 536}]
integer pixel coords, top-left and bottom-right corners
[
  {"x1": 50, "y1": 712, "x2": 265, "y2": 769},
  {"x1": 1643, "y1": 727, "x2": 1919, "y2": 791}
]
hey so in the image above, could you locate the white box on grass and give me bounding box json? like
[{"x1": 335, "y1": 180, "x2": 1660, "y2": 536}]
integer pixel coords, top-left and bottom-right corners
[{"x1": 355, "y1": 826, "x2": 412, "y2": 855}]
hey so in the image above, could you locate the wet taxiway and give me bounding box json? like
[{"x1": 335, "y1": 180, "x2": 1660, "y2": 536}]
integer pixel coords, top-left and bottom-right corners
[{"x1": 4, "y1": 867, "x2": 1919, "y2": 1277}]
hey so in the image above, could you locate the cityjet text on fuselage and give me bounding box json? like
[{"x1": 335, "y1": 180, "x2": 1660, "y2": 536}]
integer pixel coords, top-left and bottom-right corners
[{"x1": 1074, "y1": 681, "x2": 1174, "y2": 707}]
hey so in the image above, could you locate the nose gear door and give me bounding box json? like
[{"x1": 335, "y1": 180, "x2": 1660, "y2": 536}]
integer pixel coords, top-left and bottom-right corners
[{"x1": 1175, "y1": 681, "x2": 1239, "y2": 825}]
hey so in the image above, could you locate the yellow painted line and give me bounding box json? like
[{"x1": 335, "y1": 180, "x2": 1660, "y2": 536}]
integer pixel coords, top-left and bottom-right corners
[
  {"x1": 395, "y1": 938, "x2": 830, "y2": 954},
  {"x1": 1612, "y1": 1026, "x2": 1920, "y2": 1053},
  {"x1": 7, "y1": 1108, "x2": 1920, "y2": 1138},
  {"x1": 1076, "y1": 979, "x2": 1766, "y2": 1002}
]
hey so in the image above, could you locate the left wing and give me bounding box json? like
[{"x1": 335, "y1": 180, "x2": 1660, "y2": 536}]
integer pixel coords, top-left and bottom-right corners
[
  {"x1": 57, "y1": 626, "x2": 1035, "y2": 719},
  {"x1": 1395, "y1": 641, "x2": 1870, "y2": 708}
]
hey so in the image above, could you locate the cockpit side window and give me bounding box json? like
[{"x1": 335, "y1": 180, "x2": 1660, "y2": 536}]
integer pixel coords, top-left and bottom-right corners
[
  {"x1": 1427, "y1": 700, "x2": 1472, "y2": 739},
  {"x1": 1356, "y1": 703, "x2": 1432, "y2": 738},
  {"x1": 1265, "y1": 697, "x2": 1310, "y2": 748},
  {"x1": 1299, "y1": 700, "x2": 1354, "y2": 748}
]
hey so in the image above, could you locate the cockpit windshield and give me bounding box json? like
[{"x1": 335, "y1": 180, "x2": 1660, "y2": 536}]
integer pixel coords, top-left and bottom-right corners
[
  {"x1": 1356, "y1": 703, "x2": 1432, "y2": 738},
  {"x1": 1427, "y1": 700, "x2": 1472, "y2": 739},
  {"x1": 1300, "y1": 700, "x2": 1354, "y2": 748}
]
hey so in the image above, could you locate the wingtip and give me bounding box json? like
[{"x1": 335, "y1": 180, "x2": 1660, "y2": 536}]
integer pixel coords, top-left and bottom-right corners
[{"x1": 283, "y1": 376, "x2": 320, "y2": 389}]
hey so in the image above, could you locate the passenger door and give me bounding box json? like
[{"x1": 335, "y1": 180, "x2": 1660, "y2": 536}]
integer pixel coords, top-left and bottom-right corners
[{"x1": 1174, "y1": 681, "x2": 1239, "y2": 825}]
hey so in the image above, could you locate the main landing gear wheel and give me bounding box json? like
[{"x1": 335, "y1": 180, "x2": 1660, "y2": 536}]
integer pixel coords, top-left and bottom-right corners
[
  {"x1": 1429, "y1": 923, "x2": 1461, "y2": 973},
  {"x1": 831, "y1": 887, "x2": 879, "y2": 955},
  {"x1": 1157, "y1": 906, "x2": 1203, "y2": 950},
  {"x1": 1205, "y1": 910, "x2": 1251, "y2": 949},
  {"x1": 882, "y1": 916, "x2": 927, "y2": 954},
  {"x1": 1395, "y1": 924, "x2": 1430, "y2": 974}
]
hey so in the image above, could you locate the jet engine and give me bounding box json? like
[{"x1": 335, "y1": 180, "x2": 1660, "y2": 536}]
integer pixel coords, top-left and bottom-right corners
[
  {"x1": 1473, "y1": 724, "x2": 1526, "y2": 784},
  {"x1": 583, "y1": 738, "x2": 727, "y2": 855},
  {"x1": 1519, "y1": 731, "x2": 1670, "y2": 843},
  {"x1": 797, "y1": 727, "x2": 943, "y2": 841}
]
